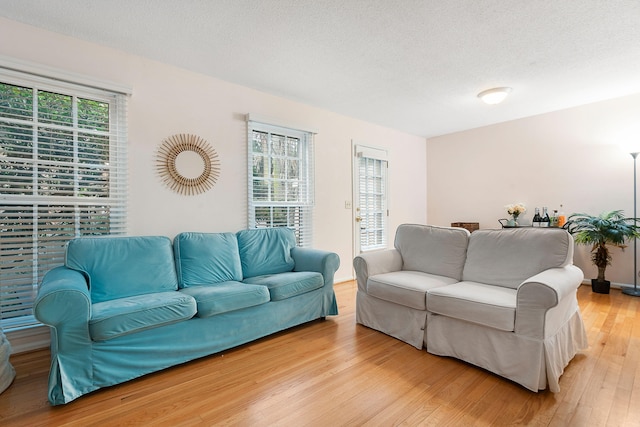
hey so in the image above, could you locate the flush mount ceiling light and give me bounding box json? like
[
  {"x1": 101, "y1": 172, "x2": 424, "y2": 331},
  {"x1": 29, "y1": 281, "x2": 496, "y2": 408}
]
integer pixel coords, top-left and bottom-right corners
[{"x1": 477, "y1": 87, "x2": 512, "y2": 105}]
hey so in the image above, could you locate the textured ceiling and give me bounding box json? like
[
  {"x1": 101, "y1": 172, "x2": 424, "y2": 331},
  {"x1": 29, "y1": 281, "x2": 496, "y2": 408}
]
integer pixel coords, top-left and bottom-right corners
[{"x1": 1, "y1": 0, "x2": 640, "y2": 138}]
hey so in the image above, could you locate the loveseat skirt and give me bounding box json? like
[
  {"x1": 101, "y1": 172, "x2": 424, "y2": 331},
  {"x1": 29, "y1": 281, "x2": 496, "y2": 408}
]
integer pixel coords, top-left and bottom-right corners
[
  {"x1": 356, "y1": 290, "x2": 428, "y2": 349},
  {"x1": 426, "y1": 305, "x2": 588, "y2": 392}
]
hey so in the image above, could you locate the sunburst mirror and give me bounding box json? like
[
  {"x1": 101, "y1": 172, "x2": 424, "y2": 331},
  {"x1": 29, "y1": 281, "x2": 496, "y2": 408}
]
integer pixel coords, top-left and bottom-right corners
[{"x1": 155, "y1": 134, "x2": 221, "y2": 195}]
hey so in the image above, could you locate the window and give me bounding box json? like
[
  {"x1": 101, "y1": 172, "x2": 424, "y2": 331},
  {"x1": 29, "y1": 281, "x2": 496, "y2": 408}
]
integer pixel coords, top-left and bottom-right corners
[
  {"x1": 247, "y1": 119, "x2": 314, "y2": 247},
  {"x1": 0, "y1": 67, "x2": 128, "y2": 332}
]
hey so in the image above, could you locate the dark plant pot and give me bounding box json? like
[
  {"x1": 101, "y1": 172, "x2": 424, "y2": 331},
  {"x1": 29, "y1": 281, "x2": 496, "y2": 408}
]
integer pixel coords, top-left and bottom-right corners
[{"x1": 591, "y1": 279, "x2": 611, "y2": 294}]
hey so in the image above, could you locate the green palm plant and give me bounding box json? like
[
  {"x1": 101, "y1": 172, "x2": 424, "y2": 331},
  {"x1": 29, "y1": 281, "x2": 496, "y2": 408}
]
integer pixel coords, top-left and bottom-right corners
[{"x1": 564, "y1": 210, "x2": 640, "y2": 285}]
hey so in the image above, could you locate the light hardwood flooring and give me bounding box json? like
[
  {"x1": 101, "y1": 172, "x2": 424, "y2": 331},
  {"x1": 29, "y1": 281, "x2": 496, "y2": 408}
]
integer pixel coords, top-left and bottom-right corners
[{"x1": 2, "y1": 281, "x2": 640, "y2": 426}]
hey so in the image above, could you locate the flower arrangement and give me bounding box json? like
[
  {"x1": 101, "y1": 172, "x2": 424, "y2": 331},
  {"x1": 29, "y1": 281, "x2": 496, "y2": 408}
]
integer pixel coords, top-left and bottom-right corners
[{"x1": 505, "y1": 203, "x2": 526, "y2": 220}]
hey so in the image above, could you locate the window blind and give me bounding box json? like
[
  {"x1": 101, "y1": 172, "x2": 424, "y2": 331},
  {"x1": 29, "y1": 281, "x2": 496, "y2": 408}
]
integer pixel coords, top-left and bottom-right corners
[
  {"x1": 247, "y1": 120, "x2": 314, "y2": 247},
  {"x1": 0, "y1": 70, "x2": 128, "y2": 331}
]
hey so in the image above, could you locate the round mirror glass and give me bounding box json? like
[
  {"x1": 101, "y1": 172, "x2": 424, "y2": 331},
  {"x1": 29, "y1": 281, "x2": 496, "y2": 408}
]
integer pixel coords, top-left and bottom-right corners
[{"x1": 174, "y1": 150, "x2": 205, "y2": 180}]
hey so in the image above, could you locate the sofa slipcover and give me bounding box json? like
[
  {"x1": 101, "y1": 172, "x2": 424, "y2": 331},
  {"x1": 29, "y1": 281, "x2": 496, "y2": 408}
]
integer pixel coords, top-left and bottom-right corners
[
  {"x1": 179, "y1": 282, "x2": 270, "y2": 317},
  {"x1": 89, "y1": 292, "x2": 197, "y2": 341},
  {"x1": 173, "y1": 232, "x2": 243, "y2": 286},
  {"x1": 243, "y1": 271, "x2": 324, "y2": 301},
  {"x1": 35, "y1": 228, "x2": 340, "y2": 405},
  {"x1": 354, "y1": 224, "x2": 587, "y2": 393},
  {"x1": 66, "y1": 236, "x2": 179, "y2": 303}
]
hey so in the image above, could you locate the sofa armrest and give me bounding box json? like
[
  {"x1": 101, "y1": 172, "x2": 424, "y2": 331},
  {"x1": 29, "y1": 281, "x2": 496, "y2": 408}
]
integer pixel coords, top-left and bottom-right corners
[
  {"x1": 291, "y1": 247, "x2": 340, "y2": 287},
  {"x1": 353, "y1": 249, "x2": 403, "y2": 292},
  {"x1": 292, "y1": 248, "x2": 340, "y2": 316},
  {"x1": 35, "y1": 266, "x2": 92, "y2": 327},
  {"x1": 34, "y1": 266, "x2": 94, "y2": 404},
  {"x1": 515, "y1": 265, "x2": 584, "y2": 339}
]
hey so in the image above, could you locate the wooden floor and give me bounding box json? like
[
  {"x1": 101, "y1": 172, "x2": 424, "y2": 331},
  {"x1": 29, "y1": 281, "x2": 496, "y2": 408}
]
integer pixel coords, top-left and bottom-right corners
[{"x1": 2, "y1": 281, "x2": 640, "y2": 426}]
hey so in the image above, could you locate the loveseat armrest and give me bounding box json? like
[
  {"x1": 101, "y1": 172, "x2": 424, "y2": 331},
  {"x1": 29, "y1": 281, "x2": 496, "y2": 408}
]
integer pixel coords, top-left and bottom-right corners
[
  {"x1": 353, "y1": 249, "x2": 403, "y2": 292},
  {"x1": 291, "y1": 247, "x2": 340, "y2": 287},
  {"x1": 35, "y1": 266, "x2": 92, "y2": 327},
  {"x1": 515, "y1": 265, "x2": 584, "y2": 339}
]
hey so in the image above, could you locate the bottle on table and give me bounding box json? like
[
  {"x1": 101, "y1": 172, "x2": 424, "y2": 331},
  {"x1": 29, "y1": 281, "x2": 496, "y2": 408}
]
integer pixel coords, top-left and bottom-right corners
[
  {"x1": 541, "y1": 207, "x2": 550, "y2": 227},
  {"x1": 532, "y1": 208, "x2": 541, "y2": 227},
  {"x1": 558, "y1": 205, "x2": 566, "y2": 228}
]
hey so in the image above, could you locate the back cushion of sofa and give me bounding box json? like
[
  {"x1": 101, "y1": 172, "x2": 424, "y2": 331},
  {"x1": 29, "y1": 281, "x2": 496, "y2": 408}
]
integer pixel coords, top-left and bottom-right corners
[
  {"x1": 236, "y1": 228, "x2": 296, "y2": 278},
  {"x1": 65, "y1": 236, "x2": 179, "y2": 304},
  {"x1": 394, "y1": 224, "x2": 470, "y2": 280},
  {"x1": 462, "y1": 228, "x2": 573, "y2": 289},
  {"x1": 173, "y1": 232, "x2": 243, "y2": 288}
]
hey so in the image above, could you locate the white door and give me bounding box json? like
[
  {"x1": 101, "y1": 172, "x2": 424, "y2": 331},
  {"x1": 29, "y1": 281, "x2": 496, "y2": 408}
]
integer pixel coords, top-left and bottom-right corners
[{"x1": 353, "y1": 143, "x2": 389, "y2": 255}]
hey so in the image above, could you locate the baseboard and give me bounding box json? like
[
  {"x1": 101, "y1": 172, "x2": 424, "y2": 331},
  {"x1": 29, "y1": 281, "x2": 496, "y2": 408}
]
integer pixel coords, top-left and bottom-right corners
[
  {"x1": 335, "y1": 276, "x2": 355, "y2": 285},
  {"x1": 581, "y1": 279, "x2": 638, "y2": 291},
  {"x1": 6, "y1": 326, "x2": 50, "y2": 355}
]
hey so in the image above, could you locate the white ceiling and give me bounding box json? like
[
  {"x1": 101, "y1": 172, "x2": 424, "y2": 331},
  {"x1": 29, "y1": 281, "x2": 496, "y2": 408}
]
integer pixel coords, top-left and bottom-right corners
[{"x1": 2, "y1": 0, "x2": 640, "y2": 138}]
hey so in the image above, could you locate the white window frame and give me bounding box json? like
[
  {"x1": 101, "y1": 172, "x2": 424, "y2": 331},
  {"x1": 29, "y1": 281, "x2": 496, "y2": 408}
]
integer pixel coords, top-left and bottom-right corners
[
  {"x1": 247, "y1": 116, "x2": 315, "y2": 247},
  {"x1": 0, "y1": 62, "x2": 129, "y2": 334}
]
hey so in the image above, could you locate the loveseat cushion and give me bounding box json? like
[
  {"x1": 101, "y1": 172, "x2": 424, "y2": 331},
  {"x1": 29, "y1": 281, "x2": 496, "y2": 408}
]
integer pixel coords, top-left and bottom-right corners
[
  {"x1": 426, "y1": 282, "x2": 517, "y2": 331},
  {"x1": 179, "y1": 282, "x2": 270, "y2": 317},
  {"x1": 66, "y1": 236, "x2": 179, "y2": 304},
  {"x1": 173, "y1": 232, "x2": 243, "y2": 288},
  {"x1": 462, "y1": 228, "x2": 573, "y2": 289},
  {"x1": 394, "y1": 224, "x2": 470, "y2": 280},
  {"x1": 367, "y1": 271, "x2": 458, "y2": 310},
  {"x1": 89, "y1": 292, "x2": 197, "y2": 341},
  {"x1": 243, "y1": 271, "x2": 323, "y2": 301},
  {"x1": 236, "y1": 228, "x2": 296, "y2": 278}
]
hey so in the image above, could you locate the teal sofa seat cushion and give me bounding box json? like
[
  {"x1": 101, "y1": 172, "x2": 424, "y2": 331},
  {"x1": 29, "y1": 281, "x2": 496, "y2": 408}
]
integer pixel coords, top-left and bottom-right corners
[
  {"x1": 173, "y1": 232, "x2": 243, "y2": 288},
  {"x1": 237, "y1": 228, "x2": 296, "y2": 278},
  {"x1": 179, "y1": 282, "x2": 270, "y2": 317},
  {"x1": 89, "y1": 292, "x2": 197, "y2": 341},
  {"x1": 66, "y1": 236, "x2": 179, "y2": 303},
  {"x1": 243, "y1": 271, "x2": 323, "y2": 301}
]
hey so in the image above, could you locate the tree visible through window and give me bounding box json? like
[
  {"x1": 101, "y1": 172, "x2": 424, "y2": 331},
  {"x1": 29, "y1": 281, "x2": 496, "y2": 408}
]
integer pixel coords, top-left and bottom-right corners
[
  {"x1": 0, "y1": 75, "x2": 127, "y2": 331},
  {"x1": 247, "y1": 121, "x2": 314, "y2": 247}
]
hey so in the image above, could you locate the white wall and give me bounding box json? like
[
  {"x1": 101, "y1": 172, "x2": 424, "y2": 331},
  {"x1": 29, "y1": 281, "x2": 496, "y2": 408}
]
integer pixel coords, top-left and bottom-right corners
[
  {"x1": 427, "y1": 93, "x2": 640, "y2": 286},
  {"x1": 0, "y1": 17, "x2": 428, "y2": 283}
]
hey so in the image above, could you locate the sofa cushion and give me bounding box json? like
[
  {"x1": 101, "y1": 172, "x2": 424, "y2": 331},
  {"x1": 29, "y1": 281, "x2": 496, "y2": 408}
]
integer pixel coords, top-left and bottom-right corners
[
  {"x1": 89, "y1": 292, "x2": 197, "y2": 341},
  {"x1": 426, "y1": 282, "x2": 517, "y2": 331},
  {"x1": 243, "y1": 271, "x2": 323, "y2": 301},
  {"x1": 462, "y1": 228, "x2": 573, "y2": 289},
  {"x1": 66, "y1": 236, "x2": 179, "y2": 304},
  {"x1": 236, "y1": 228, "x2": 296, "y2": 278},
  {"x1": 173, "y1": 232, "x2": 243, "y2": 288},
  {"x1": 179, "y1": 281, "x2": 270, "y2": 317},
  {"x1": 394, "y1": 224, "x2": 470, "y2": 280},
  {"x1": 367, "y1": 271, "x2": 458, "y2": 310}
]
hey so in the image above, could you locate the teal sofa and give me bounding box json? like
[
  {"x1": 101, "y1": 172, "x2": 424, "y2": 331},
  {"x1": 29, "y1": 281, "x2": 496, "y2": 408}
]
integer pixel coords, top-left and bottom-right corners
[{"x1": 34, "y1": 228, "x2": 340, "y2": 405}]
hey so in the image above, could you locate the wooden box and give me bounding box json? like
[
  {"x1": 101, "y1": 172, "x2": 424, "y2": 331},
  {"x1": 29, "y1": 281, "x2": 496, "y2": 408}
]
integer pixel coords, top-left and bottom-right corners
[{"x1": 451, "y1": 222, "x2": 479, "y2": 232}]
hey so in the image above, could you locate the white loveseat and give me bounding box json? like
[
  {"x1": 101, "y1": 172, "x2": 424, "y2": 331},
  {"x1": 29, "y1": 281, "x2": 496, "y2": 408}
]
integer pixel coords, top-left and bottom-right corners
[{"x1": 353, "y1": 224, "x2": 587, "y2": 392}]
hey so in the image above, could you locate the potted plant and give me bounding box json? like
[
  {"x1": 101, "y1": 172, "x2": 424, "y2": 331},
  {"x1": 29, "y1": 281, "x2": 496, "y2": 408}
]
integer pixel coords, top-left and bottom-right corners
[{"x1": 564, "y1": 210, "x2": 640, "y2": 294}]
